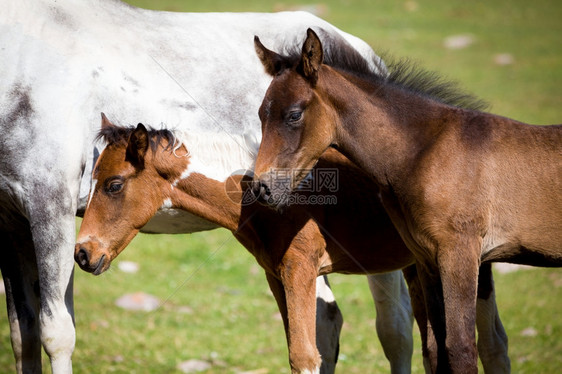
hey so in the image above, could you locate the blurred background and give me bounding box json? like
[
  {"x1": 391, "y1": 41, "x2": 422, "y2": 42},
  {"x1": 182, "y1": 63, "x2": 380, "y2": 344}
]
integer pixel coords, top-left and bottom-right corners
[{"x1": 1, "y1": 1, "x2": 560, "y2": 373}]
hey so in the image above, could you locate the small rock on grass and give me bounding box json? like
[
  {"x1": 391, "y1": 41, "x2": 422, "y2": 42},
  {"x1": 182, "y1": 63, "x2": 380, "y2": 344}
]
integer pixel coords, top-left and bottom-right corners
[
  {"x1": 493, "y1": 263, "x2": 532, "y2": 274},
  {"x1": 520, "y1": 327, "x2": 538, "y2": 337},
  {"x1": 493, "y1": 53, "x2": 514, "y2": 66},
  {"x1": 115, "y1": 292, "x2": 160, "y2": 312},
  {"x1": 443, "y1": 34, "x2": 475, "y2": 49},
  {"x1": 118, "y1": 260, "x2": 140, "y2": 273},
  {"x1": 177, "y1": 359, "x2": 212, "y2": 373}
]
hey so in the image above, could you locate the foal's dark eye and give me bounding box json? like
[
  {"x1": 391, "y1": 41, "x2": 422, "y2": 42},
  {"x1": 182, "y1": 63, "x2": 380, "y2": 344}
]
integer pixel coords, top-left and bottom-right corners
[
  {"x1": 287, "y1": 111, "x2": 303, "y2": 123},
  {"x1": 106, "y1": 181, "x2": 123, "y2": 194}
]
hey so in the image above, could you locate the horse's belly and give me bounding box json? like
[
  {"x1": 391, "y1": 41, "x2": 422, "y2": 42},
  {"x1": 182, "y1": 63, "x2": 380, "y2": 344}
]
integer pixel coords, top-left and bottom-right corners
[
  {"x1": 481, "y1": 236, "x2": 562, "y2": 267},
  {"x1": 140, "y1": 208, "x2": 219, "y2": 234}
]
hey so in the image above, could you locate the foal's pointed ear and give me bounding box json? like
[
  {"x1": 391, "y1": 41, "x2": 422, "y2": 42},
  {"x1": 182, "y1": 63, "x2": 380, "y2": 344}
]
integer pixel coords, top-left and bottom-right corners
[
  {"x1": 125, "y1": 123, "x2": 149, "y2": 170},
  {"x1": 254, "y1": 36, "x2": 287, "y2": 76},
  {"x1": 100, "y1": 112, "x2": 115, "y2": 129},
  {"x1": 300, "y1": 28, "x2": 323, "y2": 85}
]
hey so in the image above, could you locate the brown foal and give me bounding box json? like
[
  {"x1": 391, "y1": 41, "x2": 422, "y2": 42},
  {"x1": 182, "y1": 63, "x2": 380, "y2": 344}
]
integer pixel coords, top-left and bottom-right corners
[{"x1": 252, "y1": 29, "x2": 561, "y2": 373}]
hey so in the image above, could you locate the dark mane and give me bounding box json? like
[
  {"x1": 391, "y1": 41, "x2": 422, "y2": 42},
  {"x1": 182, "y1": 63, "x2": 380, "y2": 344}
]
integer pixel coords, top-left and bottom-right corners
[
  {"x1": 383, "y1": 57, "x2": 489, "y2": 111},
  {"x1": 283, "y1": 33, "x2": 488, "y2": 111},
  {"x1": 96, "y1": 124, "x2": 176, "y2": 151}
]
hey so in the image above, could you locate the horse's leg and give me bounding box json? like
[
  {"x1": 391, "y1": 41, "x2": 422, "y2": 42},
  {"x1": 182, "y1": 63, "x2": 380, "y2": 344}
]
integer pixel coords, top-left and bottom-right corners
[
  {"x1": 266, "y1": 271, "x2": 321, "y2": 374},
  {"x1": 435, "y1": 239, "x2": 480, "y2": 373},
  {"x1": 367, "y1": 271, "x2": 413, "y2": 374},
  {"x1": 0, "y1": 229, "x2": 42, "y2": 373},
  {"x1": 416, "y1": 266, "x2": 446, "y2": 373},
  {"x1": 28, "y1": 194, "x2": 76, "y2": 374},
  {"x1": 268, "y1": 274, "x2": 344, "y2": 373},
  {"x1": 476, "y1": 263, "x2": 510, "y2": 373},
  {"x1": 402, "y1": 265, "x2": 434, "y2": 373},
  {"x1": 279, "y1": 255, "x2": 321, "y2": 374},
  {"x1": 265, "y1": 272, "x2": 290, "y2": 337},
  {"x1": 315, "y1": 276, "x2": 343, "y2": 374}
]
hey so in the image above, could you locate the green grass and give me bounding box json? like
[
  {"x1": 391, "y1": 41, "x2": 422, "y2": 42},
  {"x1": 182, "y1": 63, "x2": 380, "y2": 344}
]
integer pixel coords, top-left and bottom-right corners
[
  {"x1": 1, "y1": 0, "x2": 560, "y2": 372},
  {"x1": 3, "y1": 226, "x2": 561, "y2": 373}
]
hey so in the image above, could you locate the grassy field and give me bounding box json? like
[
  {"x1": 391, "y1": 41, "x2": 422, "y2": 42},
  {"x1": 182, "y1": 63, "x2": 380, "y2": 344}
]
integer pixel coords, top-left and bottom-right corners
[{"x1": 1, "y1": 0, "x2": 561, "y2": 373}]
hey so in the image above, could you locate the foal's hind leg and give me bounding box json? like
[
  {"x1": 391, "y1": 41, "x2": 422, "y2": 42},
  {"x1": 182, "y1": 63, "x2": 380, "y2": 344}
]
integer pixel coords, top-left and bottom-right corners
[
  {"x1": 402, "y1": 265, "x2": 436, "y2": 373},
  {"x1": 0, "y1": 229, "x2": 42, "y2": 374},
  {"x1": 367, "y1": 271, "x2": 413, "y2": 374},
  {"x1": 476, "y1": 264, "x2": 510, "y2": 373}
]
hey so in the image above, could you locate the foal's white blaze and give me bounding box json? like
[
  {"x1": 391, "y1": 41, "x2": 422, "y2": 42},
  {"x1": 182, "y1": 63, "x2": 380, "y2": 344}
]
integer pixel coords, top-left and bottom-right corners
[
  {"x1": 74, "y1": 235, "x2": 108, "y2": 255},
  {"x1": 86, "y1": 178, "x2": 98, "y2": 209}
]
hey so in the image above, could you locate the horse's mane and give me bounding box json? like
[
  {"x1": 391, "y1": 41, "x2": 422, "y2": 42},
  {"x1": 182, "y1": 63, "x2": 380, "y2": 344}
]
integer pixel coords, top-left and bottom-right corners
[
  {"x1": 96, "y1": 125, "x2": 176, "y2": 152},
  {"x1": 283, "y1": 36, "x2": 489, "y2": 111},
  {"x1": 382, "y1": 57, "x2": 489, "y2": 111}
]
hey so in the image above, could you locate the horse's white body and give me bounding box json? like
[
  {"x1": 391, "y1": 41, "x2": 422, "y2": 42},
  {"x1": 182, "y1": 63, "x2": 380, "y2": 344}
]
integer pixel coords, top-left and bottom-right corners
[{"x1": 0, "y1": 1, "x2": 413, "y2": 373}]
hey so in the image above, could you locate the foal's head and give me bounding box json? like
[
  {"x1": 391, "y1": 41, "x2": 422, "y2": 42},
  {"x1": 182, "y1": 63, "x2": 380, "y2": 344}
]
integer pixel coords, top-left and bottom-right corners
[
  {"x1": 252, "y1": 29, "x2": 338, "y2": 208},
  {"x1": 75, "y1": 115, "x2": 187, "y2": 274},
  {"x1": 252, "y1": 29, "x2": 488, "y2": 209}
]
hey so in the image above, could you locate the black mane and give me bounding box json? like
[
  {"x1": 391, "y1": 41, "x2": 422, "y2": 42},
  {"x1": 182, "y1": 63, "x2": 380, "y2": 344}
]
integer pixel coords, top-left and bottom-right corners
[
  {"x1": 283, "y1": 33, "x2": 488, "y2": 111},
  {"x1": 96, "y1": 124, "x2": 176, "y2": 151}
]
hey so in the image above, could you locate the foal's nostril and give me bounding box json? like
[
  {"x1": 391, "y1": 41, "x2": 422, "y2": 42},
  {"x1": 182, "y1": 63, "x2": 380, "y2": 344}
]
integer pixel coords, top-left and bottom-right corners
[
  {"x1": 250, "y1": 180, "x2": 260, "y2": 197},
  {"x1": 251, "y1": 180, "x2": 272, "y2": 202},
  {"x1": 250, "y1": 180, "x2": 262, "y2": 197},
  {"x1": 261, "y1": 184, "x2": 272, "y2": 199},
  {"x1": 76, "y1": 247, "x2": 90, "y2": 267}
]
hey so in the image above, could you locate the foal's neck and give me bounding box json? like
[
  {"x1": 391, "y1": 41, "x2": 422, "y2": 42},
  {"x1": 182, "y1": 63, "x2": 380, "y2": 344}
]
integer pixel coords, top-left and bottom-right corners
[
  {"x1": 326, "y1": 69, "x2": 462, "y2": 187},
  {"x1": 153, "y1": 148, "x2": 243, "y2": 233}
]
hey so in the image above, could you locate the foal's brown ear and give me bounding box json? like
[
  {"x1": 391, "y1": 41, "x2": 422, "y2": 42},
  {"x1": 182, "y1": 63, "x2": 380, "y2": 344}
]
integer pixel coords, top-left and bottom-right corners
[
  {"x1": 254, "y1": 36, "x2": 288, "y2": 76},
  {"x1": 100, "y1": 112, "x2": 115, "y2": 129},
  {"x1": 126, "y1": 123, "x2": 149, "y2": 170},
  {"x1": 300, "y1": 28, "x2": 323, "y2": 86}
]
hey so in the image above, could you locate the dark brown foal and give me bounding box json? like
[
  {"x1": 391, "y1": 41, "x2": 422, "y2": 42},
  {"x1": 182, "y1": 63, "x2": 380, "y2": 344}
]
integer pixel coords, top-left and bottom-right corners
[{"x1": 252, "y1": 29, "x2": 560, "y2": 373}]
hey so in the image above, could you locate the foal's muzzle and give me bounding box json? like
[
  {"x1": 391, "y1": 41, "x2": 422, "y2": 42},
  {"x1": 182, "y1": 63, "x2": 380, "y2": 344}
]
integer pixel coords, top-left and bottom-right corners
[
  {"x1": 74, "y1": 242, "x2": 109, "y2": 275},
  {"x1": 250, "y1": 177, "x2": 290, "y2": 210},
  {"x1": 250, "y1": 179, "x2": 273, "y2": 204}
]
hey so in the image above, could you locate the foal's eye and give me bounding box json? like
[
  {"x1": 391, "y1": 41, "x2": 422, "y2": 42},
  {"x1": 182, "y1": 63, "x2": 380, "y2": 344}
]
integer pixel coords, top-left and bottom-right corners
[
  {"x1": 106, "y1": 181, "x2": 123, "y2": 194},
  {"x1": 286, "y1": 111, "x2": 303, "y2": 124}
]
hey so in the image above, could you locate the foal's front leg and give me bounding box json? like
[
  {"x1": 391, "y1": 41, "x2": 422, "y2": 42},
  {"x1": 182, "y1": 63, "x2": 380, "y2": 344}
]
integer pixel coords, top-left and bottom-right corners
[
  {"x1": 440, "y1": 246, "x2": 479, "y2": 373},
  {"x1": 266, "y1": 272, "x2": 334, "y2": 374},
  {"x1": 279, "y1": 256, "x2": 322, "y2": 374},
  {"x1": 423, "y1": 238, "x2": 480, "y2": 373}
]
